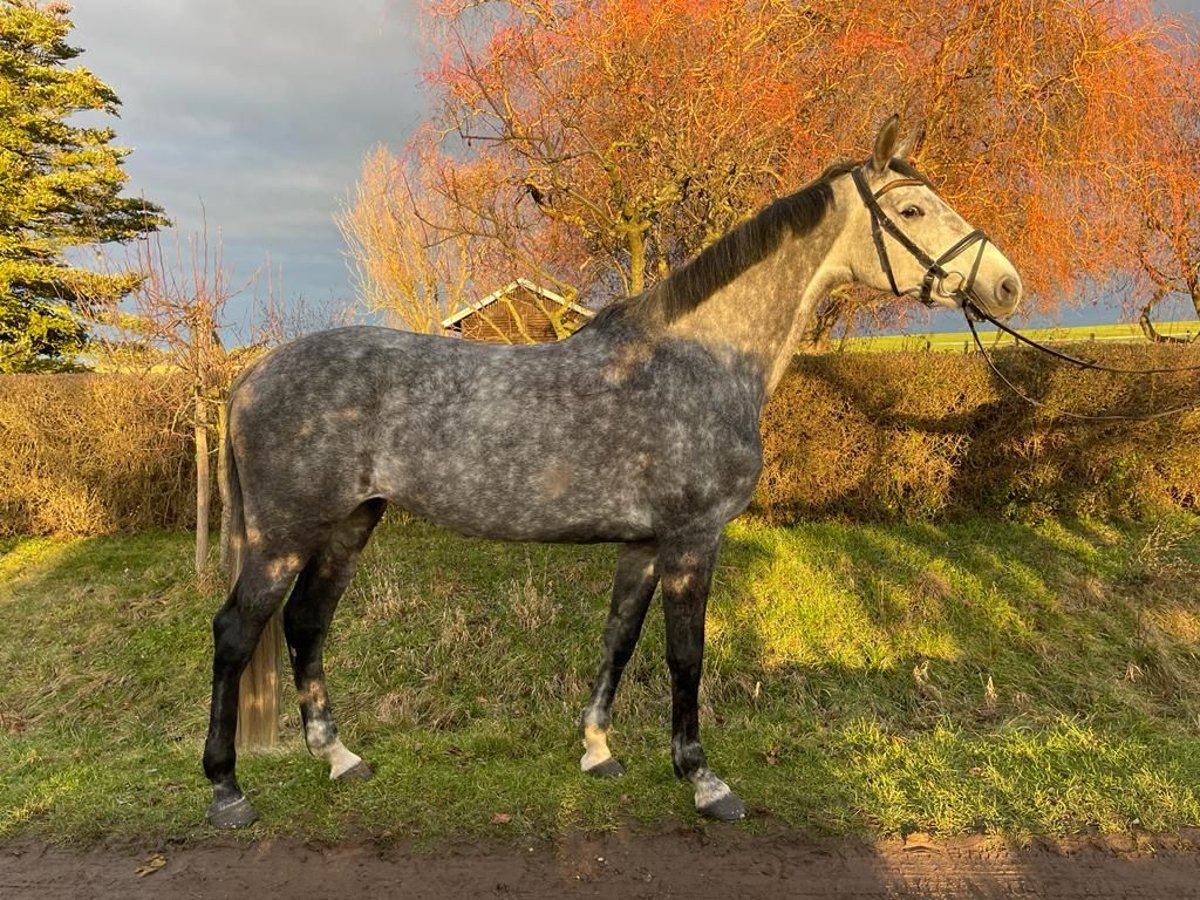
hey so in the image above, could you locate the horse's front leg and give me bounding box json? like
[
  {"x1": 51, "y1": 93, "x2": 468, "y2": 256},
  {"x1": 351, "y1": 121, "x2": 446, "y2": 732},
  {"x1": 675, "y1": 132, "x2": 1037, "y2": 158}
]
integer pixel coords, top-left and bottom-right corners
[
  {"x1": 579, "y1": 541, "x2": 659, "y2": 776},
  {"x1": 660, "y1": 533, "x2": 746, "y2": 821}
]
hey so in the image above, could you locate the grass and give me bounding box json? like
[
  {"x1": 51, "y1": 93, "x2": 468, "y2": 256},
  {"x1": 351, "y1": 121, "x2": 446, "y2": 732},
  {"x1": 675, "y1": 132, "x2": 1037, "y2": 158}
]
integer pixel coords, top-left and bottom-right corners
[
  {"x1": 844, "y1": 319, "x2": 1200, "y2": 353},
  {"x1": 3, "y1": 513, "x2": 1200, "y2": 846}
]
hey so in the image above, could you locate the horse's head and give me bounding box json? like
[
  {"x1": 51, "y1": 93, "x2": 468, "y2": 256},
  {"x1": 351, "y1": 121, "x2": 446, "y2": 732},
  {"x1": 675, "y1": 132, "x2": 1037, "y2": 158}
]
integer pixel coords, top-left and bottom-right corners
[{"x1": 845, "y1": 115, "x2": 1022, "y2": 319}]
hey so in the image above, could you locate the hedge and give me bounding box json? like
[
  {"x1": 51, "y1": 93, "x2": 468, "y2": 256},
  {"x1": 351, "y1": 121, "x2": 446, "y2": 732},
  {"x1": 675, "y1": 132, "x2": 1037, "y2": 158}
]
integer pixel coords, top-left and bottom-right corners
[
  {"x1": 2, "y1": 343, "x2": 1199, "y2": 536},
  {"x1": 756, "y1": 344, "x2": 1200, "y2": 522},
  {"x1": 0, "y1": 374, "x2": 194, "y2": 536}
]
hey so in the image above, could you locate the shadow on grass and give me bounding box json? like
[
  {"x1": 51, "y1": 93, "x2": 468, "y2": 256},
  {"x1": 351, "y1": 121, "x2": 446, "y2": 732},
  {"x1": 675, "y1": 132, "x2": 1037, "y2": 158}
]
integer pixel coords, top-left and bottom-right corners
[
  {"x1": 706, "y1": 515, "x2": 1200, "y2": 835},
  {"x1": 3, "y1": 514, "x2": 1200, "y2": 851}
]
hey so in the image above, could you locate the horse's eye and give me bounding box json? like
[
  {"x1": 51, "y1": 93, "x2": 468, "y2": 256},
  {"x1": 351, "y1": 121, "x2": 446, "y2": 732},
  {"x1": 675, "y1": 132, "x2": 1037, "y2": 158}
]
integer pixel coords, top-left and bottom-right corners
[{"x1": 900, "y1": 205, "x2": 924, "y2": 220}]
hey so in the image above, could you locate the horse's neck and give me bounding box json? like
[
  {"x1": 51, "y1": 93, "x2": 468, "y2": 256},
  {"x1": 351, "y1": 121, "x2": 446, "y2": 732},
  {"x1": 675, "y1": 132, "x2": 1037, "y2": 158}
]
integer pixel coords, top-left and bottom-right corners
[{"x1": 664, "y1": 203, "x2": 850, "y2": 397}]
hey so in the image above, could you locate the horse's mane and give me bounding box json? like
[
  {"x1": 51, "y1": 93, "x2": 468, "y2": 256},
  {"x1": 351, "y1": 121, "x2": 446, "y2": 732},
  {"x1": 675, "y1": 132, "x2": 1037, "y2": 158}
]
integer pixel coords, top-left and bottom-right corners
[{"x1": 586, "y1": 160, "x2": 862, "y2": 331}]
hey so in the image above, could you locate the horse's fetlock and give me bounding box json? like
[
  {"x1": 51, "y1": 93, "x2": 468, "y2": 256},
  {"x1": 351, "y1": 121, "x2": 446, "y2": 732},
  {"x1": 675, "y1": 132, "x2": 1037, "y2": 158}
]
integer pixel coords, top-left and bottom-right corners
[
  {"x1": 304, "y1": 718, "x2": 336, "y2": 754},
  {"x1": 579, "y1": 705, "x2": 610, "y2": 734},
  {"x1": 671, "y1": 737, "x2": 706, "y2": 778}
]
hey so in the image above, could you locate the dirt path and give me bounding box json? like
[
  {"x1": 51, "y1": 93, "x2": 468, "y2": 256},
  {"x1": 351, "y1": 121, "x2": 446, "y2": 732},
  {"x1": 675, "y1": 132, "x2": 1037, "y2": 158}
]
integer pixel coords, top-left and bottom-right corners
[{"x1": 6, "y1": 829, "x2": 1200, "y2": 899}]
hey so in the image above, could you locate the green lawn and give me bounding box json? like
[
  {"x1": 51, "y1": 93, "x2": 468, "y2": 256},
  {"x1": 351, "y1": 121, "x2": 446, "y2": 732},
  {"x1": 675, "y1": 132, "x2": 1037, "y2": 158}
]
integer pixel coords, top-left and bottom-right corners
[
  {"x1": 845, "y1": 320, "x2": 1200, "y2": 353},
  {"x1": 3, "y1": 513, "x2": 1200, "y2": 845}
]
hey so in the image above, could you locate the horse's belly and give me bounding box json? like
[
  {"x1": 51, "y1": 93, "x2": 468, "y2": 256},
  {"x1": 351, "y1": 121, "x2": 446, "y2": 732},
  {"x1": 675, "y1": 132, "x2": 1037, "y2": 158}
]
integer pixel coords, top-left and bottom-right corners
[
  {"x1": 396, "y1": 490, "x2": 656, "y2": 544},
  {"x1": 380, "y1": 457, "x2": 656, "y2": 544}
]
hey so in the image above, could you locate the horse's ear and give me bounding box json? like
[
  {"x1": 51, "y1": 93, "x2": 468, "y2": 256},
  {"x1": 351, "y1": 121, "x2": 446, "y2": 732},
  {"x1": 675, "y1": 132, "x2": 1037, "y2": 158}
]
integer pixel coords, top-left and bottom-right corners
[
  {"x1": 894, "y1": 124, "x2": 924, "y2": 162},
  {"x1": 871, "y1": 114, "x2": 900, "y2": 173}
]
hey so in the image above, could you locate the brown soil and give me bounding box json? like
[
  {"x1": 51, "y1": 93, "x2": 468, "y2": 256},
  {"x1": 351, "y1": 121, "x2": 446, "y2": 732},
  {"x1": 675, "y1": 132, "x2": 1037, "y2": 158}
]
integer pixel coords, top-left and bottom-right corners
[{"x1": 6, "y1": 829, "x2": 1200, "y2": 899}]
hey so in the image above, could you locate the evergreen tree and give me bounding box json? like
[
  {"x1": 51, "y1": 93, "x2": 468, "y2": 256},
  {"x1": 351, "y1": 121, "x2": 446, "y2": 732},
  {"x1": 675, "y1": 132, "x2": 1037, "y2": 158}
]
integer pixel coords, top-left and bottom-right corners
[{"x1": 0, "y1": 0, "x2": 165, "y2": 372}]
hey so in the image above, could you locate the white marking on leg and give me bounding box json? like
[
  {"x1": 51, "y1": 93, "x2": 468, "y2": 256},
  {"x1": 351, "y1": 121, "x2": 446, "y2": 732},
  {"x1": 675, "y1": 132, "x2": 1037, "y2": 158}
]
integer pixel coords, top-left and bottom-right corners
[
  {"x1": 690, "y1": 768, "x2": 732, "y2": 810},
  {"x1": 304, "y1": 716, "x2": 362, "y2": 779},
  {"x1": 326, "y1": 740, "x2": 363, "y2": 780},
  {"x1": 305, "y1": 718, "x2": 334, "y2": 752},
  {"x1": 580, "y1": 722, "x2": 614, "y2": 771}
]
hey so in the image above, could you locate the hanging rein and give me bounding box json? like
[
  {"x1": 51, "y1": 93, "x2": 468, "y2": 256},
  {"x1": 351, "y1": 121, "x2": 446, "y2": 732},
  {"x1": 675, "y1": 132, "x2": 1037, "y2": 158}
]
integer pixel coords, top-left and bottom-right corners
[{"x1": 854, "y1": 163, "x2": 1200, "y2": 423}]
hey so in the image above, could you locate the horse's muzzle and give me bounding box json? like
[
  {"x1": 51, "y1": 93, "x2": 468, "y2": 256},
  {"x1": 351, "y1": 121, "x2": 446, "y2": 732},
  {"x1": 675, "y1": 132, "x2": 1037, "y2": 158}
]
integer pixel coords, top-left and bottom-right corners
[{"x1": 968, "y1": 273, "x2": 1022, "y2": 320}]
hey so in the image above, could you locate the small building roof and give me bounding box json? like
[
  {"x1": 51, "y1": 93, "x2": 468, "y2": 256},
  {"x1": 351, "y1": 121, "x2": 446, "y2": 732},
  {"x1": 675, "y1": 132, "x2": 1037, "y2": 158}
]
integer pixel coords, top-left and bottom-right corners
[{"x1": 440, "y1": 278, "x2": 593, "y2": 330}]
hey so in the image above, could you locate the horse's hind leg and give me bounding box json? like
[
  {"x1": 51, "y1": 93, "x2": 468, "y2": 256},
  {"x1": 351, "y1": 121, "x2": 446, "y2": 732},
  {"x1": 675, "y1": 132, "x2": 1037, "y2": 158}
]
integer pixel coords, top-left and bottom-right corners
[
  {"x1": 284, "y1": 498, "x2": 386, "y2": 781},
  {"x1": 579, "y1": 541, "x2": 658, "y2": 777},
  {"x1": 204, "y1": 549, "x2": 307, "y2": 828}
]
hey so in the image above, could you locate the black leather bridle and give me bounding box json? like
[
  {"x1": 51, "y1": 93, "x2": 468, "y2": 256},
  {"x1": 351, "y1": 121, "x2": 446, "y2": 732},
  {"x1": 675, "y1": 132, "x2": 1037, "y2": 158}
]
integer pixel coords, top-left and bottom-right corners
[
  {"x1": 851, "y1": 163, "x2": 989, "y2": 309},
  {"x1": 852, "y1": 161, "x2": 1200, "y2": 420}
]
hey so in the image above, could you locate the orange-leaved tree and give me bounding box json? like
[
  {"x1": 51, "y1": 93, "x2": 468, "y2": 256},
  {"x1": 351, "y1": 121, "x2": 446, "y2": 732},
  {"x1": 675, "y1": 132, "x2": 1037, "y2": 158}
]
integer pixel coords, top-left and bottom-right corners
[
  {"x1": 1112, "y1": 46, "x2": 1200, "y2": 340},
  {"x1": 816, "y1": 0, "x2": 1194, "y2": 332},
  {"x1": 348, "y1": 0, "x2": 1196, "y2": 339}
]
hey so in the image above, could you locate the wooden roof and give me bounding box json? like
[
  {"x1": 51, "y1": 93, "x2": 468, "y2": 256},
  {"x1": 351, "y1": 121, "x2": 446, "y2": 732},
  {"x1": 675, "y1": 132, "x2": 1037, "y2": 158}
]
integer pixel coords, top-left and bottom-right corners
[{"x1": 441, "y1": 279, "x2": 593, "y2": 343}]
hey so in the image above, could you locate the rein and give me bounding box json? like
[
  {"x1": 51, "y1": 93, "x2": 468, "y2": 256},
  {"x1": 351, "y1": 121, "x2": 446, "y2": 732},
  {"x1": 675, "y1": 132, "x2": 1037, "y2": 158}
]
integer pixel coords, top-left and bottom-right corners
[
  {"x1": 852, "y1": 163, "x2": 1200, "y2": 422},
  {"x1": 962, "y1": 300, "x2": 1200, "y2": 376},
  {"x1": 961, "y1": 305, "x2": 1200, "y2": 422}
]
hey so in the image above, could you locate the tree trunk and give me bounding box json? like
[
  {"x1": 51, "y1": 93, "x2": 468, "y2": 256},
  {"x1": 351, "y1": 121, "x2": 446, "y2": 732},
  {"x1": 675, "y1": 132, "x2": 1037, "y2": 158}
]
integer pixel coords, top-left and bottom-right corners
[
  {"x1": 1138, "y1": 289, "x2": 1191, "y2": 344},
  {"x1": 627, "y1": 222, "x2": 646, "y2": 296},
  {"x1": 194, "y1": 387, "x2": 210, "y2": 573}
]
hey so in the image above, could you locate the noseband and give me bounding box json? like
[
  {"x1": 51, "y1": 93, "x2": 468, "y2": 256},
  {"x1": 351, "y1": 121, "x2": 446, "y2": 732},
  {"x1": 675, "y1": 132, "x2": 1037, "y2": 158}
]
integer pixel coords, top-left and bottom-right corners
[
  {"x1": 851, "y1": 164, "x2": 989, "y2": 308},
  {"x1": 851, "y1": 164, "x2": 1200, "y2": 420}
]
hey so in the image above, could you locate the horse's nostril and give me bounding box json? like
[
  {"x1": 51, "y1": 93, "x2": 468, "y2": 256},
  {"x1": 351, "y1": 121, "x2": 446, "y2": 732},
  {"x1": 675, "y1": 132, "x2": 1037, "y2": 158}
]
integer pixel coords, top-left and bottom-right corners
[{"x1": 999, "y1": 276, "x2": 1020, "y2": 305}]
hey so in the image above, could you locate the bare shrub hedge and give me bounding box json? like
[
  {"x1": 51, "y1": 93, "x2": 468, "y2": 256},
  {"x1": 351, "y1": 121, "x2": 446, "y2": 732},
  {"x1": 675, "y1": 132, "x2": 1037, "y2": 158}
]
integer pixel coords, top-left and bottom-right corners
[
  {"x1": 0, "y1": 374, "x2": 194, "y2": 536},
  {"x1": 756, "y1": 344, "x2": 1200, "y2": 522},
  {"x1": 2, "y1": 343, "x2": 1199, "y2": 536}
]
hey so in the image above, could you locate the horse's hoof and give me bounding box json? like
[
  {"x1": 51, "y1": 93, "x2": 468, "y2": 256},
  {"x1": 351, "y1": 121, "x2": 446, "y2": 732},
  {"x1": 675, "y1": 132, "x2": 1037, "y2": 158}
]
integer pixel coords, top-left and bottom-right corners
[
  {"x1": 206, "y1": 795, "x2": 258, "y2": 829},
  {"x1": 335, "y1": 760, "x2": 374, "y2": 782},
  {"x1": 698, "y1": 791, "x2": 747, "y2": 822},
  {"x1": 583, "y1": 757, "x2": 625, "y2": 778}
]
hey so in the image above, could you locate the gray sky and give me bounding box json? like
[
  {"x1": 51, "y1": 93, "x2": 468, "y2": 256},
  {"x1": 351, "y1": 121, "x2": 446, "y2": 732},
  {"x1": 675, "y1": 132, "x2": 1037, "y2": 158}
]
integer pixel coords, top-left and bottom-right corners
[
  {"x1": 70, "y1": 0, "x2": 427, "y2": 323},
  {"x1": 68, "y1": 0, "x2": 1200, "y2": 332}
]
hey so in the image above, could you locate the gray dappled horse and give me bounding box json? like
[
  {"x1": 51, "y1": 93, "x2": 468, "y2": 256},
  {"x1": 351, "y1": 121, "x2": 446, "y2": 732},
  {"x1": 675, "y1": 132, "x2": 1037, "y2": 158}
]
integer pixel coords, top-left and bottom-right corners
[{"x1": 203, "y1": 117, "x2": 1023, "y2": 828}]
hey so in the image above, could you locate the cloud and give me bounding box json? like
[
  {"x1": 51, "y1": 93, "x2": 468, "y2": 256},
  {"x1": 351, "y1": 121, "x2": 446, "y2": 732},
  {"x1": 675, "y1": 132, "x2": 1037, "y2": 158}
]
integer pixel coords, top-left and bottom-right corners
[{"x1": 69, "y1": 0, "x2": 429, "y2": 309}]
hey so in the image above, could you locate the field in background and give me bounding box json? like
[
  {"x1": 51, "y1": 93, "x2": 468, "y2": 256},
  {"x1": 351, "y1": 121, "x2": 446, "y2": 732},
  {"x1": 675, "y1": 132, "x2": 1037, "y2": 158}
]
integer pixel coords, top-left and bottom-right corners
[
  {"x1": 4, "y1": 513, "x2": 1200, "y2": 844},
  {"x1": 845, "y1": 320, "x2": 1200, "y2": 353}
]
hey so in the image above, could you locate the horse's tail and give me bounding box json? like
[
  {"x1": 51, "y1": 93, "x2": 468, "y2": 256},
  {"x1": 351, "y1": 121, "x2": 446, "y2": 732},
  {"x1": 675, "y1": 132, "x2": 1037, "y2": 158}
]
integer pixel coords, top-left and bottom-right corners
[
  {"x1": 219, "y1": 410, "x2": 244, "y2": 589},
  {"x1": 220, "y1": 393, "x2": 283, "y2": 749}
]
